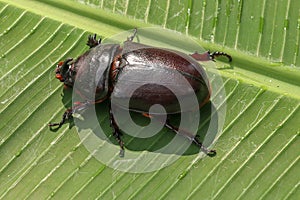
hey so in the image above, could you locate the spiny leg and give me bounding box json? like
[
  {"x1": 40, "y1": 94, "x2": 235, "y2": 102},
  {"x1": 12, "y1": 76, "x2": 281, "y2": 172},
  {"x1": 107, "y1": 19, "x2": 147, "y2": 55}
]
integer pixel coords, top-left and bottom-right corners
[
  {"x1": 209, "y1": 51, "x2": 232, "y2": 62},
  {"x1": 48, "y1": 101, "x2": 91, "y2": 129},
  {"x1": 164, "y1": 119, "x2": 216, "y2": 157},
  {"x1": 192, "y1": 136, "x2": 216, "y2": 157},
  {"x1": 190, "y1": 51, "x2": 232, "y2": 62},
  {"x1": 143, "y1": 113, "x2": 216, "y2": 157},
  {"x1": 48, "y1": 108, "x2": 73, "y2": 128},
  {"x1": 87, "y1": 34, "x2": 102, "y2": 48},
  {"x1": 109, "y1": 103, "x2": 125, "y2": 157}
]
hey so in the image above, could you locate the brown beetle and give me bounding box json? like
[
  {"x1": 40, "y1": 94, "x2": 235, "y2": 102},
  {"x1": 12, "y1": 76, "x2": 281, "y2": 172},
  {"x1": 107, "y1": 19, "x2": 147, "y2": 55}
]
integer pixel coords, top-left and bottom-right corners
[{"x1": 49, "y1": 29, "x2": 232, "y2": 157}]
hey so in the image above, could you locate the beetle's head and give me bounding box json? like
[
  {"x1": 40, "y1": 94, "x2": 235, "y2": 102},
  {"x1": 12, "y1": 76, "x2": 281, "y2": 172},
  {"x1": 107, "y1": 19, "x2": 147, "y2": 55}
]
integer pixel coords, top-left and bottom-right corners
[{"x1": 55, "y1": 58, "x2": 76, "y2": 87}]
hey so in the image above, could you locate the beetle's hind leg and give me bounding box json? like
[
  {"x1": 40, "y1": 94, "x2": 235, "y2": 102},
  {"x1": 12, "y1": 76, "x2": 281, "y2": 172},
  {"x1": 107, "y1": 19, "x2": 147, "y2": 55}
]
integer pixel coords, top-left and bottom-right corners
[
  {"x1": 141, "y1": 114, "x2": 216, "y2": 157},
  {"x1": 109, "y1": 103, "x2": 125, "y2": 157},
  {"x1": 209, "y1": 51, "x2": 232, "y2": 62},
  {"x1": 164, "y1": 119, "x2": 216, "y2": 157},
  {"x1": 87, "y1": 34, "x2": 102, "y2": 48},
  {"x1": 192, "y1": 136, "x2": 216, "y2": 157},
  {"x1": 190, "y1": 51, "x2": 232, "y2": 62}
]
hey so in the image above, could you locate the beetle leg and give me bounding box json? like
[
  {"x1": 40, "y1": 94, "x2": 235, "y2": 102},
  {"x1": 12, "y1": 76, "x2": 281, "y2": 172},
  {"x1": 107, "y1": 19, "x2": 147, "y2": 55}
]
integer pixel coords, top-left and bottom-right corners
[
  {"x1": 127, "y1": 28, "x2": 138, "y2": 42},
  {"x1": 190, "y1": 51, "x2": 211, "y2": 61},
  {"x1": 109, "y1": 103, "x2": 125, "y2": 157},
  {"x1": 87, "y1": 34, "x2": 102, "y2": 48},
  {"x1": 141, "y1": 114, "x2": 216, "y2": 157},
  {"x1": 209, "y1": 51, "x2": 232, "y2": 62},
  {"x1": 48, "y1": 108, "x2": 73, "y2": 128},
  {"x1": 48, "y1": 101, "x2": 91, "y2": 129},
  {"x1": 164, "y1": 119, "x2": 216, "y2": 157},
  {"x1": 190, "y1": 51, "x2": 232, "y2": 62},
  {"x1": 192, "y1": 136, "x2": 216, "y2": 157}
]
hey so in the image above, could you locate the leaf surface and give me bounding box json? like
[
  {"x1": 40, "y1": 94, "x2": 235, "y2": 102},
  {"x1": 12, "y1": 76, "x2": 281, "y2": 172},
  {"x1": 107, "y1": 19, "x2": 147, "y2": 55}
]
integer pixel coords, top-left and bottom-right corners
[{"x1": 0, "y1": 0, "x2": 299, "y2": 199}]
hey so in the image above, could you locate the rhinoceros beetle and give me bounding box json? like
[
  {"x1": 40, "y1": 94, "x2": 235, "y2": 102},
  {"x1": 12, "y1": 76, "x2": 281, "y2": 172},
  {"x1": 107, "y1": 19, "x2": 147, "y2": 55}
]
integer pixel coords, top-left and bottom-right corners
[{"x1": 49, "y1": 29, "x2": 232, "y2": 157}]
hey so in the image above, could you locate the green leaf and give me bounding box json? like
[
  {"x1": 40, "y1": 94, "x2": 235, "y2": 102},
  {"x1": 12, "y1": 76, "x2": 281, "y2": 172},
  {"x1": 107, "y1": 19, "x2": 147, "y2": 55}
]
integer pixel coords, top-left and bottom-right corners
[{"x1": 0, "y1": 0, "x2": 299, "y2": 200}]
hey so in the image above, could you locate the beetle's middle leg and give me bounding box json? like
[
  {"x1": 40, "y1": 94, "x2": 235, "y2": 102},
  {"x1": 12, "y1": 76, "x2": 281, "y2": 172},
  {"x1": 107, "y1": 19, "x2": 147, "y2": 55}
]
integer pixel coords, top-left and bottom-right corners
[{"x1": 109, "y1": 103, "x2": 125, "y2": 157}]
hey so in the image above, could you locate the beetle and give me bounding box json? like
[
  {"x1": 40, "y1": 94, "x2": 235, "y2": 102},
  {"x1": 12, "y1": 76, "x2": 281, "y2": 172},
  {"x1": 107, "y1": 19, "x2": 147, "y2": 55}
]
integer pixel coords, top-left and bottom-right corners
[{"x1": 49, "y1": 29, "x2": 232, "y2": 157}]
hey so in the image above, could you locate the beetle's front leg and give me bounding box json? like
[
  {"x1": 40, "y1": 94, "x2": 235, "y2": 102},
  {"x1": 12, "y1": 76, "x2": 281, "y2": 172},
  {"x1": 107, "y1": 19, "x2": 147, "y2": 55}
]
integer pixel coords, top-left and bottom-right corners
[
  {"x1": 48, "y1": 101, "x2": 91, "y2": 129},
  {"x1": 109, "y1": 103, "x2": 125, "y2": 157},
  {"x1": 48, "y1": 108, "x2": 73, "y2": 128}
]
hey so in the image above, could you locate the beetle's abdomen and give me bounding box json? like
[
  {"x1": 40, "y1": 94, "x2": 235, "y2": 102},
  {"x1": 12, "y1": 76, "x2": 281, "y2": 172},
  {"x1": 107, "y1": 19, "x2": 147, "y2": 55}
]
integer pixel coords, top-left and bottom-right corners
[{"x1": 111, "y1": 48, "x2": 211, "y2": 114}]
